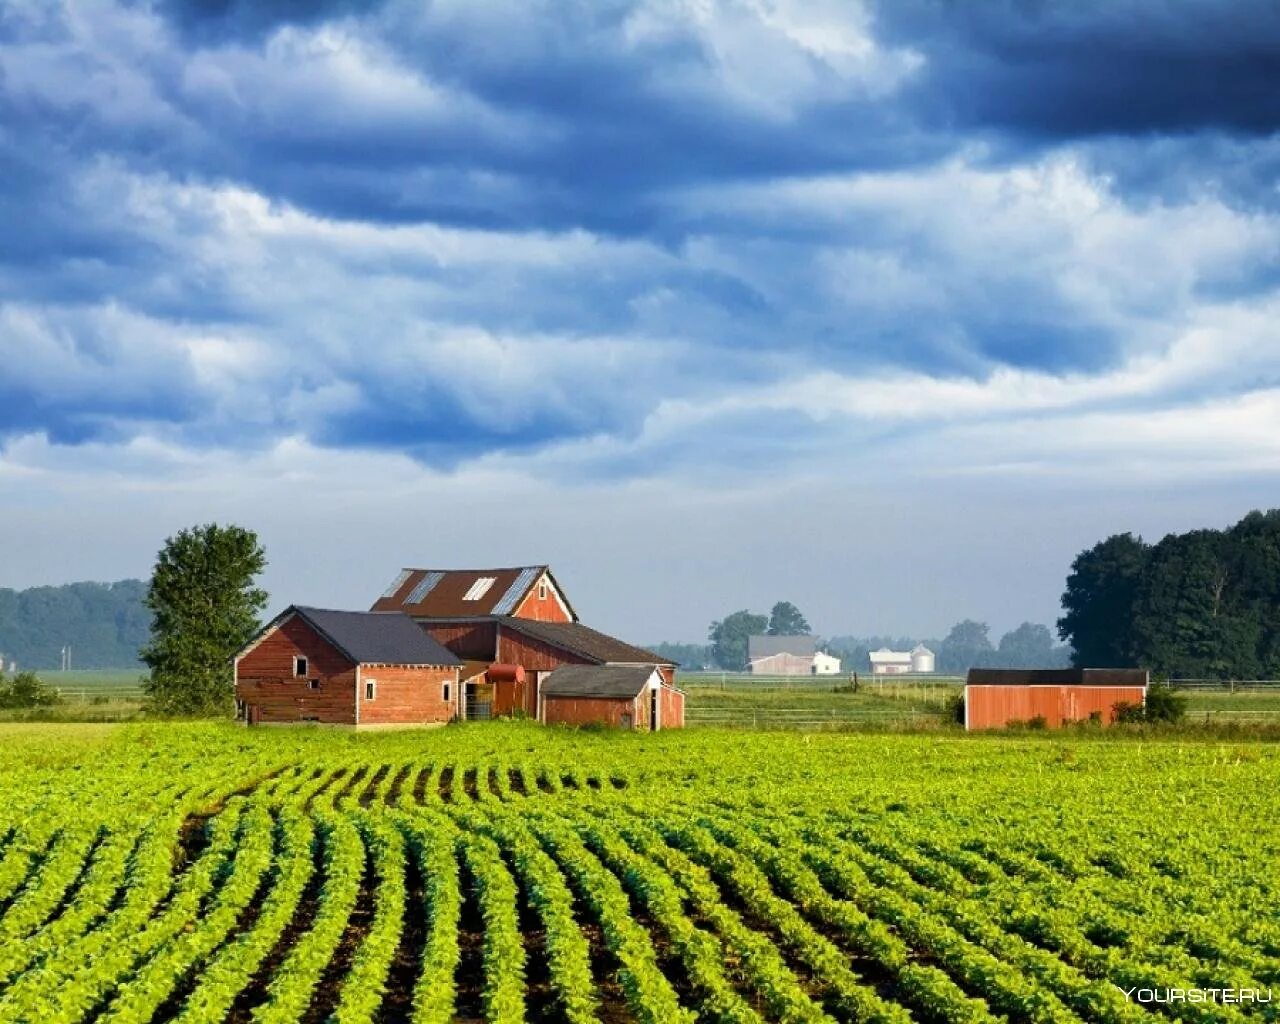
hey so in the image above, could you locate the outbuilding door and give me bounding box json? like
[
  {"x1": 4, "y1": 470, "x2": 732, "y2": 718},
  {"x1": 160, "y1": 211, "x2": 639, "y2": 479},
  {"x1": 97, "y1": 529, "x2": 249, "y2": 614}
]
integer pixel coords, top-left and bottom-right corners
[{"x1": 466, "y1": 681, "x2": 493, "y2": 721}]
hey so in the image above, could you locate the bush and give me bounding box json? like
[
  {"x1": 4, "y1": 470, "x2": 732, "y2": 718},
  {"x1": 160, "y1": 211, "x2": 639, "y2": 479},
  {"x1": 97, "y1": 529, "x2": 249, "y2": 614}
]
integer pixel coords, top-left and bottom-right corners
[
  {"x1": 0, "y1": 671, "x2": 62, "y2": 709},
  {"x1": 1027, "y1": 715, "x2": 1048, "y2": 730},
  {"x1": 944, "y1": 693, "x2": 965, "y2": 724},
  {"x1": 1143, "y1": 683, "x2": 1187, "y2": 723},
  {"x1": 1112, "y1": 683, "x2": 1187, "y2": 725}
]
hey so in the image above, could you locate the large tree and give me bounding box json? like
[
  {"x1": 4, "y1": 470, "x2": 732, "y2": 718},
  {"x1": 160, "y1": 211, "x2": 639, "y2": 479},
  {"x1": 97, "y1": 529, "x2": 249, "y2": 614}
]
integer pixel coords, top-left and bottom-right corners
[
  {"x1": 708, "y1": 610, "x2": 768, "y2": 671},
  {"x1": 766, "y1": 601, "x2": 810, "y2": 636},
  {"x1": 141, "y1": 524, "x2": 268, "y2": 716},
  {"x1": 1130, "y1": 530, "x2": 1259, "y2": 679},
  {"x1": 936, "y1": 619, "x2": 994, "y2": 674},
  {"x1": 996, "y1": 622, "x2": 1057, "y2": 667},
  {"x1": 1058, "y1": 533, "x2": 1149, "y2": 668}
]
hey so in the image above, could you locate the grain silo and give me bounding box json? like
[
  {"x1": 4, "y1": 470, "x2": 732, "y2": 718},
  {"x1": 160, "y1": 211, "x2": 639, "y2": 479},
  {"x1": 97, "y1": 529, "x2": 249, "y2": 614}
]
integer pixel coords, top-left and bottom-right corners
[{"x1": 910, "y1": 644, "x2": 935, "y2": 673}]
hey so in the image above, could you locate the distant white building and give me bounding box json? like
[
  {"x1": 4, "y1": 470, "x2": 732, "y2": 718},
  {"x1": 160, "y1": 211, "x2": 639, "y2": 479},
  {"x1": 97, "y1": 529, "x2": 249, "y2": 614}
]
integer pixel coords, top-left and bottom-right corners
[
  {"x1": 747, "y1": 635, "x2": 841, "y2": 676},
  {"x1": 812, "y1": 651, "x2": 842, "y2": 675},
  {"x1": 869, "y1": 644, "x2": 935, "y2": 676}
]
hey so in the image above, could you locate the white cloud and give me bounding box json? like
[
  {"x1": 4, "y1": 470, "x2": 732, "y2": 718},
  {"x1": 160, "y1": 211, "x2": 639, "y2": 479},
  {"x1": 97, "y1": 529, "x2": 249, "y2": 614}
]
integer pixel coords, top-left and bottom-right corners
[{"x1": 623, "y1": 0, "x2": 922, "y2": 117}]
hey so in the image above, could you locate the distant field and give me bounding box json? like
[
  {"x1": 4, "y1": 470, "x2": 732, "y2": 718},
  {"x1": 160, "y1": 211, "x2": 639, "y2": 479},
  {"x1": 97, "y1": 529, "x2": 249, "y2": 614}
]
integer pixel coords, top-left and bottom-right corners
[
  {"x1": 0, "y1": 668, "x2": 148, "y2": 722},
  {"x1": 682, "y1": 676, "x2": 956, "y2": 728},
  {"x1": 38, "y1": 668, "x2": 147, "y2": 689},
  {"x1": 1183, "y1": 688, "x2": 1280, "y2": 720}
]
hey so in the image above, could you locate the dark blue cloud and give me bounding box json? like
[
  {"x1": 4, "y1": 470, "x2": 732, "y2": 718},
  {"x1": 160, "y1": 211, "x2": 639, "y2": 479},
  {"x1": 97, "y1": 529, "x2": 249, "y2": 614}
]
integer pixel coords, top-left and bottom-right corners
[{"x1": 875, "y1": 1, "x2": 1280, "y2": 138}]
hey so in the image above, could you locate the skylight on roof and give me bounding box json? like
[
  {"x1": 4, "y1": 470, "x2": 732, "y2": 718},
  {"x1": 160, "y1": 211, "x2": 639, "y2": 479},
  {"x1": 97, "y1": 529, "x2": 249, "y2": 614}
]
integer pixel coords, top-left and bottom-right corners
[{"x1": 463, "y1": 576, "x2": 497, "y2": 601}]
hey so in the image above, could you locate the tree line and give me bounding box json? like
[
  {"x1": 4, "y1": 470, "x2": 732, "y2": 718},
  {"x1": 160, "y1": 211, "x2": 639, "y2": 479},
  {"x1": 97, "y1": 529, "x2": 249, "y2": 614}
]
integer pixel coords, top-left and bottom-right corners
[
  {"x1": 648, "y1": 603, "x2": 1071, "y2": 673},
  {"x1": 1059, "y1": 508, "x2": 1280, "y2": 679},
  {"x1": 0, "y1": 580, "x2": 151, "y2": 670}
]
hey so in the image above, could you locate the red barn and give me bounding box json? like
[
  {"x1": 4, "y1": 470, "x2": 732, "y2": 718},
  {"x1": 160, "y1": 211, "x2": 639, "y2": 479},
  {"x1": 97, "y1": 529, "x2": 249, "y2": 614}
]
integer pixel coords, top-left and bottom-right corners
[
  {"x1": 964, "y1": 668, "x2": 1149, "y2": 730},
  {"x1": 234, "y1": 606, "x2": 461, "y2": 728},
  {"x1": 369, "y1": 565, "x2": 682, "y2": 727},
  {"x1": 541, "y1": 665, "x2": 684, "y2": 730}
]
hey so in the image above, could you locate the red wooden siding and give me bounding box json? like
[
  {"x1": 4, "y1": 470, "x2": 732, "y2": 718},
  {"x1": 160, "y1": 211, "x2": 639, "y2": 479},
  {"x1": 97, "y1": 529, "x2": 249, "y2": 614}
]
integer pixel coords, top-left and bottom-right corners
[
  {"x1": 659, "y1": 685, "x2": 685, "y2": 728},
  {"x1": 235, "y1": 615, "x2": 358, "y2": 725},
  {"x1": 359, "y1": 665, "x2": 459, "y2": 726},
  {"x1": 512, "y1": 576, "x2": 572, "y2": 622},
  {"x1": 423, "y1": 621, "x2": 497, "y2": 661},
  {"x1": 543, "y1": 695, "x2": 641, "y2": 728},
  {"x1": 965, "y1": 685, "x2": 1147, "y2": 729},
  {"x1": 497, "y1": 628, "x2": 593, "y2": 673}
]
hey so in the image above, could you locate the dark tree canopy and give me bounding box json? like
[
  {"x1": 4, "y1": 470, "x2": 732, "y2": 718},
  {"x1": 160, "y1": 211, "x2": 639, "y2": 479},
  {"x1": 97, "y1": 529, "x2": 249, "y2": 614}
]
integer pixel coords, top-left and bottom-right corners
[
  {"x1": 1060, "y1": 510, "x2": 1280, "y2": 678},
  {"x1": 766, "y1": 601, "x2": 811, "y2": 636},
  {"x1": 1058, "y1": 533, "x2": 1149, "y2": 667},
  {"x1": 141, "y1": 524, "x2": 268, "y2": 716},
  {"x1": 708, "y1": 610, "x2": 769, "y2": 671}
]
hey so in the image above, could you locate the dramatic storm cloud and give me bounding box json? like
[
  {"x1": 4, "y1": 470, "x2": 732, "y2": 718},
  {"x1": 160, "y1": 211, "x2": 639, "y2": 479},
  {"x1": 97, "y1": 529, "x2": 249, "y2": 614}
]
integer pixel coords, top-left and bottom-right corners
[{"x1": 2, "y1": 0, "x2": 1278, "y2": 640}]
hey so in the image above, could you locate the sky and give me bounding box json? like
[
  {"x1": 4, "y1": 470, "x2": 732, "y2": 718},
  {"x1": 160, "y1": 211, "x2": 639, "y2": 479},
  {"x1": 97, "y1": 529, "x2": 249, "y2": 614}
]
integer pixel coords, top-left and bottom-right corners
[{"x1": 2, "y1": 0, "x2": 1279, "y2": 643}]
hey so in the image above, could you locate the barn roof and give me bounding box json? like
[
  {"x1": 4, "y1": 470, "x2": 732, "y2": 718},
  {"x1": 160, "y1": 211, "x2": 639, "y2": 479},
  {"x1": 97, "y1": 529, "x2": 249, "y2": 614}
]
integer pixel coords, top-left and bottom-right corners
[
  {"x1": 284, "y1": 607, "x2": 461, "y2": 666},
  {"x1": 869, "y1": 648, "x2": 913, "y2": 664},
  {"x1": 542, "y1": 664, "x2": 659, "y2": 699},
  {"x1": 496, "y1": 617, "x2": 676, "y2": 667},
  {"x1": 966, "y1": 668, "x2": 1149, "y2": 686},
  {"x1": 748, "y1": 634, "x2": 817, "y2": 660},
  {"x1": 370, "y1": 566, "x2": 577, "y2": 621}
]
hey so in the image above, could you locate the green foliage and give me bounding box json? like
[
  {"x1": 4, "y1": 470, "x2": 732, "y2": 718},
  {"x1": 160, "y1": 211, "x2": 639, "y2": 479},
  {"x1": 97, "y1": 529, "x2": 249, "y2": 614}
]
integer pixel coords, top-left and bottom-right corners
[
  {"x1": 766, "y1": 601, "x2": 811, "y2": 636},
  {"x1": 140, "y1": 523, "x2": 268, "y2": 717},
  {"x1": 707, "y1": 609, "x2": 768, "y2": 670},
  {"x1": 0, "y1": 670, "x2": 62, "y2": 709},
  {"x1": 1058, "y1": 533, "x2": 1149, "y2": 668},
  {"x1": 1061, "y1": 510, "x2": 1280, "y2": 679},
  {"x1": 1141, "y1": 683, "x2": 1188, "y2": 724},
  {"x1": 997, "y1": 623, "x2": 1055, "y2": 666},
  {"x1": 0, "y1": 580, "x2": 150, "y2": 670},
  {"x1": 935, "y1": 620, "x2": 994, "y2": 675},
  {"x1": 646, "y1": 641, "x2": 714, "y2": 669},
  {"x1": 1, "y1": 723, "x2": 1278, "y2": 1022}
]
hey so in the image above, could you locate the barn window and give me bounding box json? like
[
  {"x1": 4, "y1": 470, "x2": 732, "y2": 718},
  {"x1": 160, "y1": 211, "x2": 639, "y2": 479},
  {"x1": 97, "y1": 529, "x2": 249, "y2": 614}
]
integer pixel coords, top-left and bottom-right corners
[
  {"x1": 463, "y1": 576, "x2": 497, "y2": 600},
  {"x1": 293, "y1": 656, "x2": 308, "y2": 677},
  {"x1": 308, "y1": 679, "x2": 320, "y2": 690},
  {"x1": 365, "y1": 679, "x2": 377, "y2": 701},
  {"x1": 443, "y1": 682, "x2": 452, "y2": 703},
  {"x1": 538, "y1": 581, "x2": 548, "y2": 600}
]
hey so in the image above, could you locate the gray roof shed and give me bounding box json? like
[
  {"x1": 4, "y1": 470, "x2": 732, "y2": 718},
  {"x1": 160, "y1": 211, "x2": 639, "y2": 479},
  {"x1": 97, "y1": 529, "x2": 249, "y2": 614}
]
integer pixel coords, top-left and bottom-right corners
[{"x1": 541, "y1": 664, "x2": 660, "y2": 699}]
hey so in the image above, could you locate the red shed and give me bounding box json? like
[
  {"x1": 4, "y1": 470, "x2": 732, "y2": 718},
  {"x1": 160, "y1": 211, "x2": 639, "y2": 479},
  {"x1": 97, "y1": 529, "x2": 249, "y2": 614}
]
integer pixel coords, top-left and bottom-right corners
[
  {"x1": 235, "y1": 606, "x2": 461, "y2": 728},
  {"x1": 540, "y1": 665, "x2": 685, "y2": 730},
  {"x1": 964, "y1": 668, "x2": 1149, "y2": 730}
]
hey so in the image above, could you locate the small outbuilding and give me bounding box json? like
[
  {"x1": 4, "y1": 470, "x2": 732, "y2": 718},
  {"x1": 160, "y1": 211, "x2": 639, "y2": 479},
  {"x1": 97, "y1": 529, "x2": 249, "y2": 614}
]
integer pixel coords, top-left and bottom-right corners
[
  {"x1": 964, "y1": 668, "x2": 1149, "y2": 730},
  {"x1": 235, "y1": 606, "x2": 462, "y2": 728},
  {"x1": 540, "y1": 664, "x2": 685, "y2": 730}
]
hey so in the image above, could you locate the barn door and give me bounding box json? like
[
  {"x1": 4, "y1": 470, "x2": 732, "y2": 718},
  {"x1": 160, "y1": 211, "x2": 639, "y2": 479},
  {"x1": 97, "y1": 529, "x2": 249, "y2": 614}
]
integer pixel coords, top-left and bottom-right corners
[{"x1": 650, "y1": 688, "x2": 659, "y2": 731}]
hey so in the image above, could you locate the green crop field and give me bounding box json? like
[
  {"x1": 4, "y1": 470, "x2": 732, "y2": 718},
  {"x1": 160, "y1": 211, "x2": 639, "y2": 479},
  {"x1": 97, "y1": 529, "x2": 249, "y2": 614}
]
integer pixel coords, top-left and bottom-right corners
[{"x1": 0, "y1": 722, "x2": 1276, "y2": 1022}]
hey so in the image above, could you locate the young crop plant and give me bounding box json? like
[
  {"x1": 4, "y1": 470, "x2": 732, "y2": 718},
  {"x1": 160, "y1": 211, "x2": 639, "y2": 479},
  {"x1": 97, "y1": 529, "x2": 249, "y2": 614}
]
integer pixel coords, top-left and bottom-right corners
[
  {"x1": 397, "y1": 812, "x2": 462, "y2": 1024},
  {"x1": 459, "y1": 830, "x2": 527, "y2": 1023}
]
